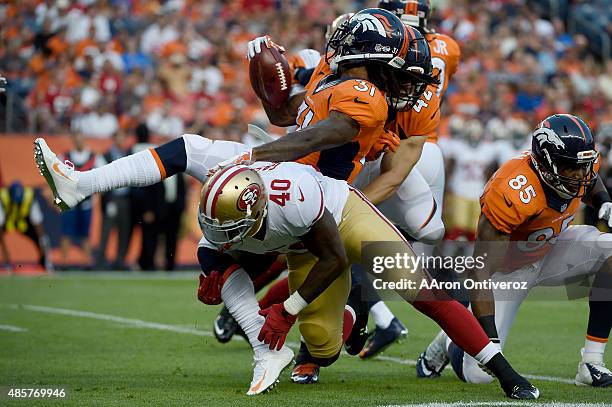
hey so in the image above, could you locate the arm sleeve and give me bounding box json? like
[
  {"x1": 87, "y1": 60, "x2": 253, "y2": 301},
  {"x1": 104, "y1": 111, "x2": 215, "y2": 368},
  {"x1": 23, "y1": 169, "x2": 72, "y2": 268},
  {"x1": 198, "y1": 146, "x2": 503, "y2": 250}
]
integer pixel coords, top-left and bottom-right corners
[
  {"x1": 480, "y1": 185, "x2": 529, "y2": 234},
  {"x1": 0, "y1": 204, "x2": 4, "y2": 227}
]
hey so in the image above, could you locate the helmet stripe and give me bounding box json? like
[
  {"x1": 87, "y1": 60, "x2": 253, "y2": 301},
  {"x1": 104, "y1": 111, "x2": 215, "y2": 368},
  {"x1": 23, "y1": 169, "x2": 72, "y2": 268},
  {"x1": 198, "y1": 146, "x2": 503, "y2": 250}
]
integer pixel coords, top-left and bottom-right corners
[
  {"x1": 210, "y1": 166, "x2": 249, "y2": 218},
  {"x1": 204, "y1": 166, "x2": 249, "y2": 218},
  {"x1": 202, "y1": 165, "x2": 235, "y2": 216},
  {"x1": 564, "y1": 114, "x2": 587, "y2": 142}
]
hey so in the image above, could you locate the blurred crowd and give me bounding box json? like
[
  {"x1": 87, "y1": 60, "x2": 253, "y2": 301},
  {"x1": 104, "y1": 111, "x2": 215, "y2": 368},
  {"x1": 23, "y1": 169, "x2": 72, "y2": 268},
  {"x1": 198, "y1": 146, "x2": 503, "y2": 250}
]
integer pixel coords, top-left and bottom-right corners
[{"x1": 0, "y1": 0, "x2": 610, "y2": 269}]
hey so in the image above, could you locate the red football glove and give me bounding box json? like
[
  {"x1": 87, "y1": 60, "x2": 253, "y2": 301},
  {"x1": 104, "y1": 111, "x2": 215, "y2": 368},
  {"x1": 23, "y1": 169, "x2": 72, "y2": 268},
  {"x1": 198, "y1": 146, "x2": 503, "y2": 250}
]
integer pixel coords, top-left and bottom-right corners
[
  {"x1": 197, "y1": 271, "x2": 223, "y2": 305},
  {"x1": 366, "y1": 129, "x2": 400, "y2": 161},
  {"x1": 258, "y1": 303, "x2": 297, "y2": 350}
]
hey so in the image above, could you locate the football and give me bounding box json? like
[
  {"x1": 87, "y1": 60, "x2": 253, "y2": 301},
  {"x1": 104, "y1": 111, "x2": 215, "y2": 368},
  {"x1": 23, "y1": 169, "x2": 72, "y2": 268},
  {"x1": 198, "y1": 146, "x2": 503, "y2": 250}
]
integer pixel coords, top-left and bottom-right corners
[{"x1": 249, "y1": 45, "x2": 292, "y2": 108}]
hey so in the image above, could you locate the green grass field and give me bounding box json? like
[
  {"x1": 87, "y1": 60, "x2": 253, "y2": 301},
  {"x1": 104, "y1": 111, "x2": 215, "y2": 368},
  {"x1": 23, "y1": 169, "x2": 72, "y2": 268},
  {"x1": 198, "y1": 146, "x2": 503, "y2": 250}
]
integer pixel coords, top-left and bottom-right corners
[{"x1": 1, "y1": 273, "x2": 610, "y2": 406}]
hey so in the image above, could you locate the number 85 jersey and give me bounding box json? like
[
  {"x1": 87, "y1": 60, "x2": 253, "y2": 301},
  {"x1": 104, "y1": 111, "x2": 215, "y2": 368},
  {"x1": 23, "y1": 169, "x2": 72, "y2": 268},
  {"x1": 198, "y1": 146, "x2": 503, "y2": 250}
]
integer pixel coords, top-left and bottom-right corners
[{"x1": 480, "y1": 153, "x2": 584, "y2": 270}]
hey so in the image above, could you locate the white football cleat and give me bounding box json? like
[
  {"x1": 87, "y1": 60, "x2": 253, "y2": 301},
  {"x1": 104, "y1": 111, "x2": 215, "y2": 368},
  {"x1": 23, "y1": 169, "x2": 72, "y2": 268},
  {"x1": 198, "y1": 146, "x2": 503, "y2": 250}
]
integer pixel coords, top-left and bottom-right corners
[
  {"x1": 33, "y1": 138, "x2": 85, "y2": 211},
  {"x1": 247, "y1": 346, "x2": 294, "y2": 395},
  {"x1": 575, "y1": 348, "x2": 612, "y2": 387},
  {"x1": 416, "y1": 329, "x2": 449, "y2": 378}
]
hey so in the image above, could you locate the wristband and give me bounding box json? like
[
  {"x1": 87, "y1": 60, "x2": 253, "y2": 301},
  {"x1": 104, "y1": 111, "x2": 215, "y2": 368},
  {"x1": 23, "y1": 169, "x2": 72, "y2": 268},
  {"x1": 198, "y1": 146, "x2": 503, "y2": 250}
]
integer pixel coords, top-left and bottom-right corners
[
  {"x1": 477, "y1": 315, "x2": 500, "y2": 343},
  {"x1": 283, "y1": 291, "x2": 308, "y2": 316},
  {"x1": 592, "y1": 190, "x2": 611, "y2": 213}
]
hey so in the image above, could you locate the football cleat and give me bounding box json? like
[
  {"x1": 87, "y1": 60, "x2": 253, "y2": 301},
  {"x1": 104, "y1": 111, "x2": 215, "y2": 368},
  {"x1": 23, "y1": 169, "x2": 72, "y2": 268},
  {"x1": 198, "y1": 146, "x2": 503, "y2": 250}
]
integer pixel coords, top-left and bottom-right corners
[
  {"x1": 290, "y1": 363, "x2": 320, "y2": 384},
  {"x1": 359, "y1": 317, "x2": 407, "y2": 359},
  {"x1": 416, "y1": 329, "x2": 449, "y2": 377},
  {"x1": 575, "y1": 348, "x2": 612, "y2": 387},
  {"x1": 344, "y1": 306, "x2": 369, "y2": 356},
  {"x1": 504, "y1": 381, "x2": 540, "y2": 400},
  {"x1": 33, "y1": 138, "x2": 84, "y2": 211},
  {"x1": 213, "y1": 306, "x2": 238, "y2": 344},
  {"x1": 247, "y1": 346, "x2": 294, "y2": 395}
]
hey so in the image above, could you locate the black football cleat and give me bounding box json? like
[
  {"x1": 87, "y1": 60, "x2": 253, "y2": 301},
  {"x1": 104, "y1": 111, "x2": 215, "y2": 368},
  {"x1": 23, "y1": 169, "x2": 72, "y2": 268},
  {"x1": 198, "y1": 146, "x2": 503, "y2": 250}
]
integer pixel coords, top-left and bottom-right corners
[
  {"x1": 344, "y1": 307, "x2": 369, "y2": 356},
  {"x1": 359, "y1": 317, "x2": 407, "y2": 359},
  {"x1": 213, "y1": 306, "x2": 238, "y2": 344},
  {"x1": 504, "y1": 381, "x2": 540, "y2": 400}
]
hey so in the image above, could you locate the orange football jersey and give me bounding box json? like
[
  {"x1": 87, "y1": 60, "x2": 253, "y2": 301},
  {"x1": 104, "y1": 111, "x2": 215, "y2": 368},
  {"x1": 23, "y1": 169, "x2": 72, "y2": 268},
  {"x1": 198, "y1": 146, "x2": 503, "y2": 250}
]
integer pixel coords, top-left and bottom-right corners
[
  {"x1": 392, "y1": 84, "x2": 441, "y2": 143},
  {"x1": 425, "y1": 32, "x2": 461, "y2": 99},
  {"x1": 295, "y1": 74, "x2": 388, "y2": 182},
  {"x1": 480, "y1": 153, "x2": 585, "y2": 270}
]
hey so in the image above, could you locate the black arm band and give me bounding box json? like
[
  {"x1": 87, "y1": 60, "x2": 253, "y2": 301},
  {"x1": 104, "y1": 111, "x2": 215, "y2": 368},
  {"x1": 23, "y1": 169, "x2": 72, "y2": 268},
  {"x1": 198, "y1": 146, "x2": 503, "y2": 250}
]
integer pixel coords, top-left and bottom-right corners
[
  {"x1": 591, "y1": 190, "x2": 611, "y2": 213},
  {"x1": 477, "y1": 315, "x2": 499, "y2": 343}
]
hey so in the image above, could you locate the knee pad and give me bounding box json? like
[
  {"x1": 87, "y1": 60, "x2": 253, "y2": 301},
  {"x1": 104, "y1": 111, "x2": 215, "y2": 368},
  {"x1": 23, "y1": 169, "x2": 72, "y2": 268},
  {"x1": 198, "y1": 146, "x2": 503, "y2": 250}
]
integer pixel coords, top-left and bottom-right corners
[{"x1": 299, "y1": 321, "x2": 342, "y2": 360}]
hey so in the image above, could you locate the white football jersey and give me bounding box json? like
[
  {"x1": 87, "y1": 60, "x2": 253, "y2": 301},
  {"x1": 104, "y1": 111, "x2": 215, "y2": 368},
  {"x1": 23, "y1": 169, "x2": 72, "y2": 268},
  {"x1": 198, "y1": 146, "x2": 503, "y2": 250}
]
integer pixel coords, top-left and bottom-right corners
[
  {"x1": 199, "y1": 161, "x2": 349, "y2": 255},
  {"x1": 445, "y1": 139, "x2": 498, "y2": 200}
]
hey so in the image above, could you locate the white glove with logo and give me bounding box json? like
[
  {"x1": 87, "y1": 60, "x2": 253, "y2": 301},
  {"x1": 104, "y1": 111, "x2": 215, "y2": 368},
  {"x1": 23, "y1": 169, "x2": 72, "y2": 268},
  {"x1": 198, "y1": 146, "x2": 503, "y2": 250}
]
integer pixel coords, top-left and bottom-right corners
[
  {"x1": 598, "y1": 202, "x2": 612, "y2": 228},
  {"x1": 246, "y1": 35, "x2": 285, "y2": 60}
]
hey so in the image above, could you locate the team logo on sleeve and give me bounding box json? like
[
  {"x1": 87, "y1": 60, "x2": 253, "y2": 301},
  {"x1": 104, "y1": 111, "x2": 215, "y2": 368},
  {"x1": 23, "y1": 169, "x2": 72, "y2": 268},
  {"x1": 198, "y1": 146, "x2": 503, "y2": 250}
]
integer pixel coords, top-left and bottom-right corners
[
  {"x1": 534, "y1": 127, "x2": 566, "y2": 150},
  {"x1": 237, "y1": 184, "x2": 261, "y2": 211}
]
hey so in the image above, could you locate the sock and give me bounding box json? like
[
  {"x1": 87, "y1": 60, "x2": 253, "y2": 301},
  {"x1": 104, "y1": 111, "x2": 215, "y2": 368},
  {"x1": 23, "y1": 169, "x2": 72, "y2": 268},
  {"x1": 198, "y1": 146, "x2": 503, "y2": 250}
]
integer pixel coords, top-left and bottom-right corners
[
  {"x1": 221, "y1": 268, "x2": 266, "y2": 355},
  {"x1": 484, "y1": 353, "x2": 526, "y2": 391},
  {"x1": 295, "y1": 340, "x2": 314, "y2": 365},
  {"x1": 583, "y1": 338, "x2": 607, "y2": 362},
  {"x1": 585, "y1": 260, "x2": 612, "y2": 348},
  {"x1": 343, "y1": 305, "x2": 356, "y2": 343},
  {"x1": 370, "y1": 301, "x2": 395, "y2": 329},
  {"x1": 77, "y1": 149, "x2": 162, "y2": 197},
  {"x1": 412, "y1": 294, "x2": 489, "y2": 358},
  {"x1": 258, "y1": 277, "x2": 290, "y2": 310}
]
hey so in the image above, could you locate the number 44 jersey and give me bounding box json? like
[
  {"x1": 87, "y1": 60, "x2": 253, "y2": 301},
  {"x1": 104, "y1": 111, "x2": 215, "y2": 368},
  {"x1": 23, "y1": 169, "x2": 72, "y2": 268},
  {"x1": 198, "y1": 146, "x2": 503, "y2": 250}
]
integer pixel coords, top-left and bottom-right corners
[
  {"x1": 200, "y1": 162, "x2": 349, "y2": 255},
  {"x1": 480, "y1": 152, "x2": 599, "y2": 270}
]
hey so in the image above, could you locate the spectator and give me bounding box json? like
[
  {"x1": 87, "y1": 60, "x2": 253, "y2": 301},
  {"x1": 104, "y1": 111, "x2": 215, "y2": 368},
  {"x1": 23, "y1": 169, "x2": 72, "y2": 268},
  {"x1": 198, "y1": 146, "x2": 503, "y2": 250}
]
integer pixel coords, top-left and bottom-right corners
[
  {"x1": 72, "y1": 99, "x2": 119, "y2": 139},
  {"x1": 0, "y1": 181, "x2": 52, "y2": 271},
  {"x1": 59, "y1": 133, "x2": 104, "y2": 268},
  {"x1": 160, "y1": 173, "x2": 186, "y2": 271},
  {"x1": 96, "y1": 131, "x2": 133, "y2": 271},
  {"x1": 146, "y1": 100, "x2": 184, "y2": 138},
  {"x1": 130, "y1": 123, "x2": 165, "y2": 271}
]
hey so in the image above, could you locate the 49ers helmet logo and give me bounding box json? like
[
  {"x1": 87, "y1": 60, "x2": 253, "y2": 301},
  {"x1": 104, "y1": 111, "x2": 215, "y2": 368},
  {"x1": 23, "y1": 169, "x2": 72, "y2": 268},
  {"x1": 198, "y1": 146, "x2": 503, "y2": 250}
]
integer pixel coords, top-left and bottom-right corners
[{"x1": 237, "y1": 184, "x2": 261, "y2": 211}]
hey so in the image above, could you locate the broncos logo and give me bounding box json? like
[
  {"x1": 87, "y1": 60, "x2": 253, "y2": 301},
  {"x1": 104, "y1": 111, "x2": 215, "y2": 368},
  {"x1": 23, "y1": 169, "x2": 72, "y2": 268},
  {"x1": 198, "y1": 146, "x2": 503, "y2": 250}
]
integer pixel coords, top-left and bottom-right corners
[
  {"x1": 534, "y1": 127, "x2": 566, "y2": 150},
  {"x1": 351, "y1": 13, "x2": 394, "y2": 38}
]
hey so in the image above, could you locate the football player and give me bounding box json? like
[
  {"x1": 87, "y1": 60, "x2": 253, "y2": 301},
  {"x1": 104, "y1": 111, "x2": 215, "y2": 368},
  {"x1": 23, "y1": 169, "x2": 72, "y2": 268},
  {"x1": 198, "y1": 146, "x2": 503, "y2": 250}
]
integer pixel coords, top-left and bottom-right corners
[
  {"x1": 247, "y1": 9, "x2": 446, "y2": 361},
  {"x1": 35, "y1": 132, "x2": 540, "y2": 399},
  {"x1": 417, "y1": 114, "x2": 612, "y2": 387}
]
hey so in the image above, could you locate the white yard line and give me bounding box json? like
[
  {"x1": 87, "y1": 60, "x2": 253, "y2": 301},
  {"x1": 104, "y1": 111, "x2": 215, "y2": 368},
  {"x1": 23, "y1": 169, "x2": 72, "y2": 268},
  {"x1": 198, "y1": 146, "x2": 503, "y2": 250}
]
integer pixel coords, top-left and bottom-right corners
[
  {"x1": 380, "y1": 403, "x2": 608, "y2": 407},
  {"x1": 5, "y1": 303, "x2": 577, "y2": 386},
  {"x1": 0, "y1": 324, "x2": 28, "y2": 332},
  {"x1": 5, "y1": 304, "x2": 212, "y2": 337}
]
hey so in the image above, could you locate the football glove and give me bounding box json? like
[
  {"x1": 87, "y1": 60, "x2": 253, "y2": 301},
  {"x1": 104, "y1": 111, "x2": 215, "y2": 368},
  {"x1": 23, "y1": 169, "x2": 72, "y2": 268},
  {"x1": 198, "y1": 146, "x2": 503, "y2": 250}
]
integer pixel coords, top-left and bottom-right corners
[
  {"x1": 0, "y1": 75, "x2": 6, "y2": 93},
  {"x1": 599, "y1": 202, "x2": 612, "y2": 228},
  {"x1": 247, "y1": 35, "x2": 286, "y2": 60},
  {"x1": 206, "y1": 150, "x2": 253, "y2": 178},
  {"x1": 258, "y1": 303, "x2": 297, "y2": 351},
  {"x1": 366, "y1": 129, "x2": 400, "y2": 161},
  {"x1": 197, "y1": 271, "x2": 223, "y2": 305}
]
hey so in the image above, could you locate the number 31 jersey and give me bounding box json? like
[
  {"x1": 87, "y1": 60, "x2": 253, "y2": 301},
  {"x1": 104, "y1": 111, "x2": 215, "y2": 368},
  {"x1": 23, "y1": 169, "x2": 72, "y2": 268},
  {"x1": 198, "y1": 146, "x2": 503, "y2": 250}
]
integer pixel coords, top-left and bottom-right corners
[
  {"x1": 295, "y1": 71, "x2": 389, "y2": 183},
  {"x1": 480, "y1": 152, "x2": 583, "y2": 269},
  {"x1": 200, "y1": 162, "x2": 349, "y2": 255}
]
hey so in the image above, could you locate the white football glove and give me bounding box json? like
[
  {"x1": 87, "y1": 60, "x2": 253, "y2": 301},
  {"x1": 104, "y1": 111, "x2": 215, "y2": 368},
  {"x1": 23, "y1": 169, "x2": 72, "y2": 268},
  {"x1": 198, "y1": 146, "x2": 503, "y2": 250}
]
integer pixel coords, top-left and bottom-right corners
[
  {"x1": 207, "y1": 150, "x2": 253, "y2": 178},
  {"x1": 0, "y1": 75, "x2": 6, "y2": 93},
  {"x1": 598, "y1": 202, "x2": 612, "y2": 228},
  {"x1": 246, "y1": 35, "x2": 285, "y2": 60}
]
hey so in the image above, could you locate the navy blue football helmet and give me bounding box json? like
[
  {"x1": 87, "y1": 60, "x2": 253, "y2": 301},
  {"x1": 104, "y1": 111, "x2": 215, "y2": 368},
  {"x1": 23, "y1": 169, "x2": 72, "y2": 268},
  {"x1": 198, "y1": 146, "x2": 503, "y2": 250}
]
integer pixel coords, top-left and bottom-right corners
[
  {"x1": 530, "y1": 114, "x2": 598, "y2": 198},
  {"x1": 327, "y1": 8, "x2": 437, "y2": 109},
  {"x1": 378, "y1": 0, "x2": 432, "y2": 32}
]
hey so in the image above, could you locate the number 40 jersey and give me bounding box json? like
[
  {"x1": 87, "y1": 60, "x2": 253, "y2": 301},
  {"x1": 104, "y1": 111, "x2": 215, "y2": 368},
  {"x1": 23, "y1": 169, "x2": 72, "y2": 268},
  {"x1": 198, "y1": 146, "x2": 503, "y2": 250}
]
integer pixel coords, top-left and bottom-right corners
[{"x1": 200, "y1": 161, "x2": 349, "y2": 255}]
